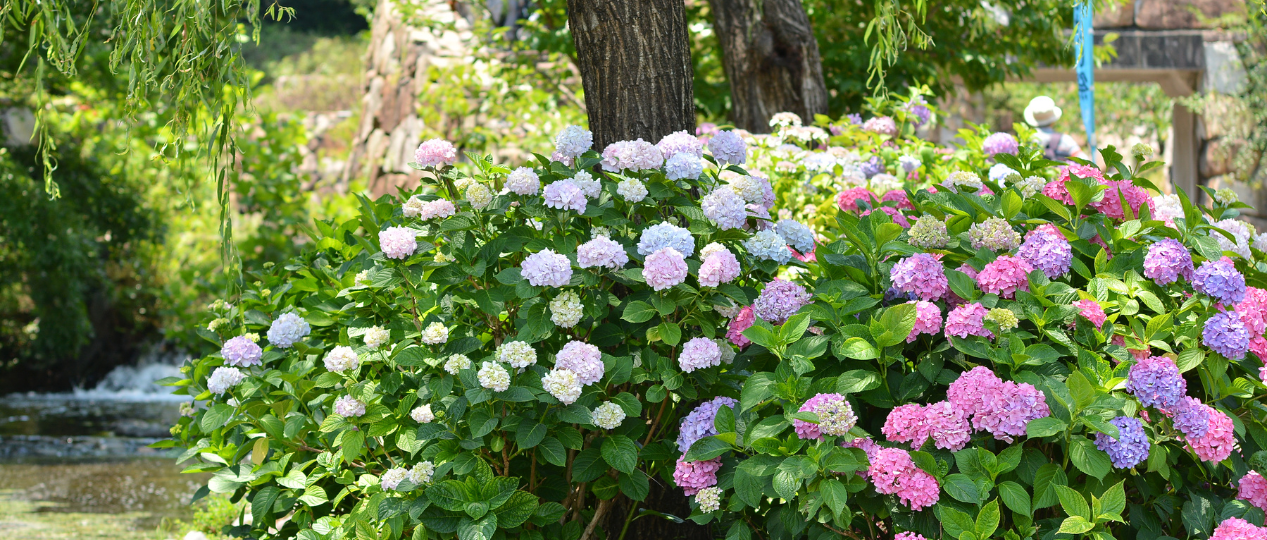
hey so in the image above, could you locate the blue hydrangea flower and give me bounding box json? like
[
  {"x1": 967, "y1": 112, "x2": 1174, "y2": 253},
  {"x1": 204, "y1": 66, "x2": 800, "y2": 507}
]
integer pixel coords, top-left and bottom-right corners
[
  {"x1": 1168, "y1": 396, "x2": 1210, "y2": 439},
  {"x1": 1204, "y1": 310, "x2": 1251, "y2": 360},
  {"x1": 638, "y1": 223, "x2": 695, "y2": 257},
  {"x1": 1193, "y1": 257, "x2": 1247, "y2": 305},
  {"x1": 743, "y1": 230, "x2": 792, "y2": 264},
  {"x1": 774, "y1": 219, "x2": 815, "y2": 253},
  {"x1": 1094, "y1": 416, "x2": 1150, "y2": 469},
  {"x1": 676, "y1": 397, "x2": 739, "y2": 453},
  {"x1": 1126, "y1": 356, "x2": 1186, "y2": 410}
]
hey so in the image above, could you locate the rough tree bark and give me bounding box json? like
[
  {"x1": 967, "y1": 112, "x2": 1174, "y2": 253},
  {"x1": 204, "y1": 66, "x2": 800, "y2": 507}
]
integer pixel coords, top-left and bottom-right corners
[
  {"x1": 566, "y1": 0, "x2": 696, "y2": 150},
  {"x1": 342, "y1": 0, "x2": 472, "y2": 196},
  {"x1": 709, "y1": 0, "x2": 830, "y2": 133}
]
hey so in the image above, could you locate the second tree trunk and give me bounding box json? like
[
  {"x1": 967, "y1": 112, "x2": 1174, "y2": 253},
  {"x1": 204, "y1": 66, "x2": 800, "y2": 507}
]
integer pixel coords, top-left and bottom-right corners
[{"x1": 709, "y1": 0, "x2": 830, "y2": 132}]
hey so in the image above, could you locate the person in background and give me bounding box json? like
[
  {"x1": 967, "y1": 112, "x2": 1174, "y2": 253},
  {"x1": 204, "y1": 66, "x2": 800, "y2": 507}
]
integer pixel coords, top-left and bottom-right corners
[{"x1": 1024, "y1": 96, "x2": 1085, "y2": 161}]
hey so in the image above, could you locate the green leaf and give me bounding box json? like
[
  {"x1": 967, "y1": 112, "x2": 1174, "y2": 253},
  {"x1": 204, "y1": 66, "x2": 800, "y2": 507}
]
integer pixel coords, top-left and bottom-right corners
[
  {"x1": 538, "y1": 437, "x2": 566, "y2": 467},
  {"x1": 740, "y1": 373, "x2": 775, "y2": 411},
  {"x1": 657, "y1": 321, "x2": 682, "y2": 346},
  {"x1": 1176, "y1": 348, "x2": 1205, "y2": 373},
  {"x1": 772, "y1": 470, "x2": 800, "y2": 500},
  {"x1": 975, "y1": 499, "x2": 1001, "y2": 539},
  {"x1": 733, "y1": 468, "x2": 764, "y2": 508},
  {"x1": 457, "y1": 515, "x2": 497, "y2": 540},
  {"x1": 944, "y1": 473, "x2": 981, "y2": 504},
  {"x1": 201, "y1": 404, "x2": 235, "y2": 433},
  {"x1": 621, "y1": 301, "x2": 656, "y2": 323},
  {"x1": 836, "y1": 337, "x2": 879, "y2": 360},
  {"x1": 516, "y1": 420, "x2": 547, "y2": 449},
  {"x1": 601, "y1": 436, "x2": 639, "y2": 474},
  {"x1": 821, "y1": 479, "x2": 849, "y2": 517},
  {"x1": 251, "y1": 486, "x2": 280, "y2": 525},
  {"x1": 1098, "y1": 481, "x2": 1126, "y2": 521},
  {"x1": 999, "y1": 481, "x2": 1032, "y2": 516},
  {"x1": 940, "y1": 506, "x2": 976, "y2": 539},
  {"x1": 1070, "y1": 437, "x2": 1111, "y2": 481},
  {"x1": 619, "y1": 470, "x2": 650, "y2": 501},
  {"x1": 1058, "y1": 516, "x2": 1095, "y2": 535},
  {"x1": 1033, "y1": 463, "x2": 1068, "y2": 509},
  {"x1": 1026, "y1": 417, "x2": 1067, "y2": 438},
  {"x1": 571, "y1": 448, "x2": 607, "y2": 483},
  {"x1": 1055, "y1": 485, "x2": 1091, "y2": 520},
  {"x1": 1002, "y1": 190, "x2": 1023, "y2": 219},
  {"x1": 836, "y1": 369, "x2": 881, "y2": 393},
  {"x1": 875, "y1": 303, "x2": 918, "y2": 347},
  {"x1": 492, "y1": 491, "x2": 538, "y2": 528},
  {"x1": 684, "y1": 436, "x2": 732, "y2": 462},
  {"x1": 1067, "y1": 371, "x2": 1096, "y2": 411}
]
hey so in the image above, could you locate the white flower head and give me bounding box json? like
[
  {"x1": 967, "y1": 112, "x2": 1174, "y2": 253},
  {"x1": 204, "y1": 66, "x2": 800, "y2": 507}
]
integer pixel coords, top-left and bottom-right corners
[
  {"x1": 420, "y1": 322, "x2": 449, "y2": 345},
  {"x1": 477, "y1": 362, "x2": 511, "y2": 392},
  {"x1": 364, "y1": 326, "x2": 390, "y2": 349},
  {"x1": 444, "y1": 354, "x2": 471, "y2": 375},
  {"x1": 497, "y1": 341, "x2": 538, "y2": 368},
  {"x1": 591, "y1": 401, "x2": 627, "y2": 429},
  {"x1": 411, "y1": 404, "x2": 435, "y2": 423}
]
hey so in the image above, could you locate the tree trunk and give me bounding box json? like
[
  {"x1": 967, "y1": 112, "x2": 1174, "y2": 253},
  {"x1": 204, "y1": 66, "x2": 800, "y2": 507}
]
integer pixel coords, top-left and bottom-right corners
[
  {"x1": 709, "y1": 0, "x2": 829, "y2": 133},
  {"x1": 566, "y1": 0, "x2": 696, "y2": 151},
  {"x1": 342, "y1": 0, "x2": 473, "y2": 196}
]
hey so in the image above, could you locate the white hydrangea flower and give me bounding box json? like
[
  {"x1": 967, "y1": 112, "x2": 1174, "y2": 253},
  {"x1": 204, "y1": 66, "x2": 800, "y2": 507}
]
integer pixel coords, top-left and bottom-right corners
[
  {"x1": 1015, "y1": 176, "x2": 1046, "y2": 198},
  {"x1": 381, "y1": 467, "x2": 410, "y2": 491},
  {"x1": 572, "y1": 170, "x2": 601, "y2": 199},
  {"x1": 179, "y1": 402, "x2": 196, "y2": 417},
  {"x1": 550, "y1": 291, "x2": 585, "y2": 328},
  {"x1": 420, "y1": 322, "x2": 449, "y2": 345},
  {"x1": 478, "y1": 362, "x2": 510, "y2": 392},
  {"x1": 496, "y1": 341, "x2": 537, "y2": 368},
  {"x1": 1153, "y1": 194, "x2": 1183, "y2": 225},
  {"x1": 542, "y1": 369, "x2": 583, "y2": 405},
  {"x1": 1256, "y1": 234, "x2": 1267, "y2": 253},
  {"x1": 769, "y1": 112, "x2": 803, "y2": 128},
  {"x1": 617, "y1": 179, "x2": 648, "y2": 203},
  {"x1": 728, "y1": 175, "x2": 766, "y2": 204},
  {"x1": 267, "y1": 312, "x2": 311, "y2": 348},
  {"x1": 355, "y1": 270, "x2": 371, "y2": 284},
  {"x1": 444, "y1": 354, "x2": 471, "y2": 375},
  {"x1": 409, "y1": 461, "x2": 436, "y2": 485},
  {"x1": 714, "y1": 303, "x2": 741, "y2": 319},
  {"x1": 696, "y1": 486, "x2": 723, "y2": 512},
  {"x1": 363, "y1": 326, "x2": 390, "y2": 349},
  {"x1": 505, "y1": 167, "x2": 541, "y2": 195},
  {"x1": 466, "y1": 183, "x2": 494, "y2": 209},
  {"x1": 207, "y1": 367, "x2": 245, "y2": 395},
  {"x1": 324, "y1": 346, "x2": 360, "y2": 373},
  {"x1": 743, "y1": 229, "x2": 792, "y2": 263},
  {"x1": 411, "y1": 404, "x2": 434, "y2": 423},
  {"x1": 591, "y1": 401, "x2": 626, "y2": 430},
  {"x1": 715, "y1": 339, "x2": 736, "y2": 364},
  {"x1": 402, "y1": 197, "x2": 424, "y2": 218},
  {"x1": 1215, "y1": 188, "x2": 1239, "y2": 206}
]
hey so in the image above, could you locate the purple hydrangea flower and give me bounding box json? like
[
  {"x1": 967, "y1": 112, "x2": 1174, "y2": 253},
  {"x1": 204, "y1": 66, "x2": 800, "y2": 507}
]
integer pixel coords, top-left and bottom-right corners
[
  {"x1": 679, "y1": 337, "x2": 722, "y2": 373},
  {"x1": 753, "y1": 279, "x2": 811, "y2": 324},
  {"x1": 794, "y1": 393, "x2": 856, "y2": 440},
  {"x1": 973, "y1": 381, "x2": 1050, "y2": 441},
  {"x1": 1204, "y1": 310, "x2": 1251, "y2": 359},
  {"x1": 521, "y1": 249, "x2": 573, "y2": 288},
  {"x1": 1166, "y1": 396, "x2": 1211, "y2": 439},
  {"x1": 708, "y1": 131, "x2": 747, "y2": 166},
  {"x1": 1094, "y1": 416, "x2": 1150, "y2": 469},
  {"x1": 982, "y1": 132, "x2": 1019, "y2": 156},
  {"x1": 676, "y1": 397, "x2": 740, "y2": 453},
  {"x1": 1144, "y1": 238, "x2": 1195, "y2": 286},
  {"x1": 847, "y1": 113, "x2": 863, "y2": 125},
  {"x1": 221, "y1": 336, "x2": 262, "y2": 367},
  {"x1": 945, "y1": 303, "x2": 993, "y2": 339},
  {"x1": 1017, "y1": 230, "x2": 1072, "y2": 278},
  {"x1": 1126, "y1": 356, "x2": 1186, "y2": 409},
  {"x1": 861, "y1": 156, "x2": 885, "y2": 178},
  {"x1": 543, "y1": 179, "x2": 587, "y2": 212},
  {"x1": 1194, "y1": 257, "x2": 1247, "y2": 305},
  {"x1": 890, "y1": 253, "x2": 948, "y2": 302}
]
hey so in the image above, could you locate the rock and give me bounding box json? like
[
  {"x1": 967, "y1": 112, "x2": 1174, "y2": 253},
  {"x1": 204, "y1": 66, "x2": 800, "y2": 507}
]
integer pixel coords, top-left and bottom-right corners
[
  {"x1": 183, "y1": 532, "x2": 209, "y2": 540},
  {"x1": 1199, "y1": 136, "x2": 1242, "y2": 178},
  {"x1": 1094, "y1": 0, "x2": 1135, "y2": 28},
  {"x1": 1136, "y1": 0, "x2": 1246, "y2": 29}
]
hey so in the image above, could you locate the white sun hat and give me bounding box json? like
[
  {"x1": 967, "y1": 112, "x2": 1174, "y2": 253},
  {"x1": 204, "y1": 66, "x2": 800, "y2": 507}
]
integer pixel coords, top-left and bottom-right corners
[{"x1": 1024, "y1": 96, "x2": 1062, "y2": 127}]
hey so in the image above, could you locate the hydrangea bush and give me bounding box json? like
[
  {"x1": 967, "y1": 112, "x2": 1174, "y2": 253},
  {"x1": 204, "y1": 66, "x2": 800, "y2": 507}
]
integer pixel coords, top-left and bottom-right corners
[{"x1": 167, "y1": 111, "x2": 1267, "y2": 540}]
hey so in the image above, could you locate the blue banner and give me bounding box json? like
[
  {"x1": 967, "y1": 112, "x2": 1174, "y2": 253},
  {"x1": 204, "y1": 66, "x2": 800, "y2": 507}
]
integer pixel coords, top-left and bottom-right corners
[{"x1": 1074, "y1": 1, "x2": 1096, "y2": 156}]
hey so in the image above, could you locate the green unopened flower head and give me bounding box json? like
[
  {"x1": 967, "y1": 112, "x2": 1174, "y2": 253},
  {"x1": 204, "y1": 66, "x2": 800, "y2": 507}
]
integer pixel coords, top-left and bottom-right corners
[
  {"x1": 908, "y1": 215, "x2": 950, "y2": 249},
  {"x1": 1215, "y1": 188, "x2": 1239, "y2": 206},
  {"x1": 1131, "y1": 143, "x2": 1154, "y2": 158},
  {"x1": 985, "y1": 308, "x2": 1019, "y2": 332}
]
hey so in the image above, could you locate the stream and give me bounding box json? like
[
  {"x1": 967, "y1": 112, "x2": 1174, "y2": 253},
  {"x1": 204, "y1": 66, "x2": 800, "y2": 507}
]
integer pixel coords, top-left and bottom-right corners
[{"x1": 0, "y1": 356, "x2": 210, "y2": 539}]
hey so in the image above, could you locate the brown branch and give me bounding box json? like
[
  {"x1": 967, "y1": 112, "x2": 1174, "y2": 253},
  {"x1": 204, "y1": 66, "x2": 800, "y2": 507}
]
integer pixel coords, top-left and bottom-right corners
[
  {"x1": 579, "y1": 498, "x2": 614, "y2": 540},
  {"x1": 642, "y1": 398, "x2": 671, "y2": 446}
]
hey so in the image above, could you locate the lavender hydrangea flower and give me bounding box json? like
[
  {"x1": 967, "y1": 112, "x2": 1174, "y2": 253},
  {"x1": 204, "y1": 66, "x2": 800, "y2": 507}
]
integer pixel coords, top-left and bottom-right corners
[
  {"x1": 1017, "y1": 230, "x2": 1072, "y2": 278},
  {"x1": 638, "y1": 223, "x2": 695, "y2": 257},
  {"x1": 973, "y1": 381, "x2": 1050, "y2": 441},
  {"x1": 1194, "y1": 257, "x2": 1247, "y2": 305},
  {"x1": 743, "y1": 229, "x2": 792, "y2": 263},
  {"x1": 753, "y1": 278, "x2": 811, "y2": 324},
  {"x1": 644, "y1": 247, "x2": 689, "y2": 291},
  {"x1": 543, "y1": 179, "x2": 587, "y2": 212},
  {"x1": 554, "y1": 125, "x2": 592, "y2": 159},
  {"x1": 679, "y1": 337, "x2": 722, "y2": 373},
  {"x1": 701, "y1": 188, "x2": 747, "y2": 230},
  {"x1": 521, "y1": 250, "x2": 573, "y2": 288},
  {"x1": 577, "y1": 236, "x2": 629, "y2": 270},
  {"x1": 982, "y1": 132, "x2": 1019, "y2": 156},
  {"x1": 677, "y1": 397, "x2": 740, "y2": 453},
  {"x1": 1126, "y1": 356, "x2": 1186, "y2": 409},
  {"x1": 221, "y1": 336, "x2": 262, "y2": 367},
  {"x1": 554, "y1": 341, "x2": 604, "y2": 385},
  {"x1": 1205, "y1": 310, "x2": 1251, "y2": 359},
  {"x1": 1144, "y1": 238, "x2": 1195, "y2": 285},
  {"x1": 890, "y1": 253, "x2": 948, "y2": 302},
  {"x1": 861, "y1": 156, "x2": 885, "y2": 178},
  {"x1": 1094, "y1": 416, "x2": 1150, "y2": 469},
  {"x1": 665, "y1": 152, "x2": 704, "y2": 180},
  {"x1": 1167, "y1": 396, "x2": 1211, "y2": 439},
  {"x1": 708, "y1": 131, "x2": 747, "y2": 166}
]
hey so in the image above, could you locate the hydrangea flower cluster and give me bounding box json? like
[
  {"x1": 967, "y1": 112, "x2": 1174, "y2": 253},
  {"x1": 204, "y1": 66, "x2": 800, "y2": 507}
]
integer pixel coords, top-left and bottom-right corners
[
  {"x1": 677, "y1": 397, "x2": 740, "y2": 453},
  {"x1": 414, "y1": 139, "x2": 458, "y2": 168},
  {"x1": 975, "y1": 255, "x2": 1033, "y2": 299},
  {"x1": 1093, "y1": 416, "x2": 1150, "y2": 469},
  {"x1": 753, "y1": 279, "x2": 811, "y2": 324},
  {"x1": 591, "y1": 402, "x2": 626, "y2": 430},
  {"x1": 553, "y1": 125, "x2": 592, "y2": 159},
  {"x1": 1238, "y1": 471, "x2": 1267, "y2": 512},
  {"x1": 982, "y1": 132, "x2": 1019, "y2": 156},
  {"x1": 679, "y1": 337, "x2": 722, "y2": 373},
  {"x1": 726, "y1": 306, "x2": 755, "y2": 348},
  {"x1": 945, "y1": 303, "x2": 992, "y2": 339},
  {"x1": 699, "y1": 244, "x2": 741, "y2": 287},
  {"x1": 644, "y1": 247, "x2": 689, "y2": 291},
  {"x1": 694, "y1": 486, "x2": 723, "y2": 513},
  {"x1": 207, "y1": 366, "x2": 246, "y2": 395},
  {"x1": 867, "y1": 447, "x2": 940, "y2": 510},
  {"x1": 1211, "y1": 518, "x2": 1267, "y2": 540},
  {"x1": 792, "y1": 393, "x2": 856, "y2": 439},
  {"x1": 577, "y1": 236, "x2": 629, "y2": 270},
  {"x1": 744, "y1": 230, "x2": 793, "y2": 264},
  {"x1": 673, "y1": 457, "x2": 722, "y2": 496},
  {"x1": 890, "y1": 254, "x2": 948, "y2": 302},
  {"x1": 1017, "y1": 229, "x2": 1072, "y2": 278},
  {"x1": 907, "y1": 300, "x2": 942, "y2": 341},
  {"x1": 221, "y1": 336, "x2": 262, "y2": 367},
  {"x1": 774, "y1": 219, "x2": 815, "y2": 253},
  {"x1": 1143, "y1": 238, "x2": 1195, "y2": 285},
  {"x1": 617, "y1": 178, "x2": 648, "y2": 202},
  {"x1": 477, "y1": 362, "x2": 511, "y2": 392},
  {"x1": 554, "y1": 341, "x2": 604, "y2": 385},
  {"x1": 267, "y1": 312, "x2": 311, "y2": 348},
  {"x1": 882, "y1": 401, "x2": 971, "y2": 451},
  {"x1": 708, "y1": 131, "x2": 747, "y2": 165},
  {"x1": 601, "y1": 139, "x2": 663, "y2": 172},
  {"x1": 334, "y1": 395, "x2": 366, "y2": 417},
  {"x1": 1073, "y1": 299, "x2": 1107, "y2": 328},
  {"x1": 638, "y1": 223, "x2": 695, "y2": 257},
  {"x1": 1194, "y1": 257, "x2": 1247, "y2": 305},
  {"x1": 1204, "y1": 310, "x2": 1250, "y2": 359},
  {"x1": 444, "y1": 354, "x2": 470, "y2": 375},
  {"x1": 420, "y1": 322, "x2": 448, "y2": 345},
  {"x1": 945, "y1": 367, "x2": 1050, "y2": 441},
  {"x1": 496, "y1": 341, "x2": 537, "y2": 369},
  {"x1": 907, "y1": 216, "x2": 950, "y2": 249},
  {"x1": 1126, "y1": 356, "x2": 1186, "y2": 409},
  {"x1": 701, "y1": 188, "x2": 747, "y2": 230},
  {"x1": 969, "y1": 218, "x2": 1021, "y2": 251},
  {"x1": 542, "y1": 179, "x2": 586, "y2": 212},
  {"x1": 363, "y1": 326, "x2": 390, "y2": 349},
  {"x1": 521, "y1": 249, "x2": 573, "y2": 288},
  {"x1": 549, "y1": 291, "x2": 584, "y2": 328},
  {"x1": 324, "y1": 346, "x2": 360, "y2": 373}
]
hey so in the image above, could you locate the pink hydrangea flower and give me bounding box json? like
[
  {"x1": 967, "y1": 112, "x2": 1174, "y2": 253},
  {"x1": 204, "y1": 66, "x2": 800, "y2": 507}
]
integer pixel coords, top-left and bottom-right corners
[
  {"x1": 1095, "y1": 180, "x2": 1155, "y2": 221},
  {"x1": 602, "y1": 139, "x2": 664, "y2": 172},
  {"x1": 1211, "y1": 518, "x2": 1267, "y2": 540},
  {"x1": 1074, "y1": 299, "x2": 1107, "y2": 328},
  {"x1": 699, "y1": 247, "x2": 741, "y2": 287},
  {"x1": 947, "y1": 366, "x2": 1003, "y2": 418},
  {"x1": 1187, "y1": 404, "x2": 1236, "y2": 462},
  {"x1": 883, "y1": 404, "x2": 929, "y2": 449},
  {"x1": 907, "y1": 300, "x2": 942, "y2": 342},
  {"x1": 1239, "y1": 287, "x2": 1267, "y2": 336},
  {"x1": 577, "y1": 236, "x2": 629, "y2": 270},
  {"x1": 1238, "y1": 471, "x2": 1267, "y2": 512},
  {"x1": 418, "y1": 199, "x2": 456, "y2": 220},
  {"x1": 891, "y1": 254, "x2": 949, "y2": 302},
  {"x1": 1043, "y1": 164, "x2": 1106, "y2": 205},
  {"x1": 380, "y1": 226, "x2": 418, "y2": 260},
  {"x1": 543, "y1": 179, "x2": 587, "y2": 212},
  {"x1": 221, "y1": 336, "x2": 262, "y2": 368},
  {"x1": 1253, "y1": 337, "x2": 1267, "y2": 364},
  {"x1": 945, "y1": 303, "x2": 992, "y2": 339},
  {"x1": 882, "y1": 190, "x2": 915, "y2": 210},
  {"x1": 644, "y1": 247, "x2": 689, "y2": 291},
  {"x1": 727, "y1": 306, "x2": 755, "y2": 348},
  {"x1": 521, "y1": 250, "x2": 573, "y2": 287},
  {"x1": 414, "y1": 139, "x2": 458, "y2": 168},
  {"x1": 673, "y1": 457, "x2": 722, "y2": 496},
  {"x1": 836, "y1": 187, "x2": 875, "y2": 212},
  {"x1": 975, "y1": 255, "x2": 1033, "y2": 299},
  {"x1": 973, "y1": 381, "x2": 1051, "y2": 442},
  {"x1": 867, "y1": 447, "x2": 940, "y2": 511},
  {"x1": 896, "y1": 533, "x2": 928, "y2": 540}
]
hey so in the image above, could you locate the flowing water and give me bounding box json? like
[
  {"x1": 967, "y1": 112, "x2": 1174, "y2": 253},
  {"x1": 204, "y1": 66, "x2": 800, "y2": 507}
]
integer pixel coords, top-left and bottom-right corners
[{"x1": 0, "y1": 351, "x2": 212, "y2": 539}]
